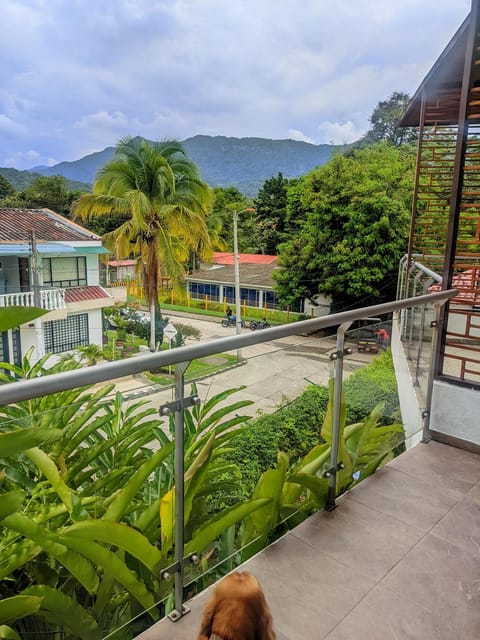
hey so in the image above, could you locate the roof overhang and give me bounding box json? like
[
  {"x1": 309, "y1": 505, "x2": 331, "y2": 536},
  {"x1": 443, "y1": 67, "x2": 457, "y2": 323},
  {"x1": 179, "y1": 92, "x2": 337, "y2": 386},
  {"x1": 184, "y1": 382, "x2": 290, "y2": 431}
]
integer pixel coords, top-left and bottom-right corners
[{"x1": 400, "y1": 14, "x2": 471, "y2": 127}]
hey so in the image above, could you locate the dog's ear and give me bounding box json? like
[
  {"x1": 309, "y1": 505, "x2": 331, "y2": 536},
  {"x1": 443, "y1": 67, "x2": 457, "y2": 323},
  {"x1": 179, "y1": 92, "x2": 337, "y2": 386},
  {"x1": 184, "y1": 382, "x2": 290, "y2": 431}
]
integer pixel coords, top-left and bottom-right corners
[{"x1": 196, "y1": 596, "x2": 216, "y2": 640}]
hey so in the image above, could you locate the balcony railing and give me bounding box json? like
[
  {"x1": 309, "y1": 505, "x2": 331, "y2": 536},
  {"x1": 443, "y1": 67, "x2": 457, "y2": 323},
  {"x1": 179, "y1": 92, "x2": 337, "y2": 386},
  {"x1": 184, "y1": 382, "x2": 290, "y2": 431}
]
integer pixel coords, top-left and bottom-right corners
[
  {"x1": 0, "y1": 289, "x2": 457, "y2": 640},
  {"x1": 0, "y1": 287, "x2": 66, "y2": 311}
]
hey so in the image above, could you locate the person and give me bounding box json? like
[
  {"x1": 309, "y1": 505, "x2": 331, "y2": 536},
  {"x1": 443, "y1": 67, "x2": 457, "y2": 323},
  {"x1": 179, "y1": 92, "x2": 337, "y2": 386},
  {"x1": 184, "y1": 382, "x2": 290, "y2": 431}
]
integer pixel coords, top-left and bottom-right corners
[
  {"x1": 226, "y1": 307, "x2": 233, "y2": 318},
  {"x1": 376, "y1": 327, "x2": 390, "y2": 350}
]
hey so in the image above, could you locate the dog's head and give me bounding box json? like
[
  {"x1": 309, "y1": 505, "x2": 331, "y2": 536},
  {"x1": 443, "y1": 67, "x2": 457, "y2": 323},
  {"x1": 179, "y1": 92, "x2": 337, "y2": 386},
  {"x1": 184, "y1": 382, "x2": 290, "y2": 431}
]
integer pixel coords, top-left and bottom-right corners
[{"x1": 197, "y1": 571, "x2": 275, "y2": 640}]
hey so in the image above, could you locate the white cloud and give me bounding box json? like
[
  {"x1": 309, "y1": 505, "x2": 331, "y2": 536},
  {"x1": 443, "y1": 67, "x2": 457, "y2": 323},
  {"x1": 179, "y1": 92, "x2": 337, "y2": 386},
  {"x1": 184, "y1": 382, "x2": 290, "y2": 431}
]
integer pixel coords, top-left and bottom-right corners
[
  {"x1": 0, "y1": 0, "x2": 472, "y2": 167},
  {"x1": 288, "y1": 129, "x2": 316, "y2": 145},
  {"x1": 317, "y1": 120, "x2": 366, "y2": 145}
]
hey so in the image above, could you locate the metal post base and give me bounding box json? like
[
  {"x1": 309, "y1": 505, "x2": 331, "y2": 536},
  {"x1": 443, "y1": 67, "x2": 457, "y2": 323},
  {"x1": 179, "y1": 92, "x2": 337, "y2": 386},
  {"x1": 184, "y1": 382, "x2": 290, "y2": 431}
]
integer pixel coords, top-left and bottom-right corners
[
  {"x1": 168, "y1": 604, "x2": 190, "y2": 622},
  {"x1": 325, "y1": 501, "x2": 337, "y2": 512}
]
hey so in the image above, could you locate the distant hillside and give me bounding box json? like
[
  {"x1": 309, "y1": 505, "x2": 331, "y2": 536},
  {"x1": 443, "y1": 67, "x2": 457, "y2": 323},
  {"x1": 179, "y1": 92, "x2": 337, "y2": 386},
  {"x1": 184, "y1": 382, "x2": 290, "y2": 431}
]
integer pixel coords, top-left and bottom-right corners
[
  {"x1": 0, "y1": 167, "x2": 90, "y2": 193},
  {"x1": 29, "y1": 136, "x2": 340, "y2": 196}
]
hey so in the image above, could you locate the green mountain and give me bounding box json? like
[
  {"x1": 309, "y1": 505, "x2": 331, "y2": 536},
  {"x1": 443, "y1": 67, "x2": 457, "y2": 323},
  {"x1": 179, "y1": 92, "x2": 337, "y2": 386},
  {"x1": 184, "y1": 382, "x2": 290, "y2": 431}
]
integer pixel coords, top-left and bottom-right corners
[
  {"x1": 27, "y1": 136, "x2": 339, "y2": 196},
  {"x1": 0, "y1": 167, "x2": 90, "y2": 193}
]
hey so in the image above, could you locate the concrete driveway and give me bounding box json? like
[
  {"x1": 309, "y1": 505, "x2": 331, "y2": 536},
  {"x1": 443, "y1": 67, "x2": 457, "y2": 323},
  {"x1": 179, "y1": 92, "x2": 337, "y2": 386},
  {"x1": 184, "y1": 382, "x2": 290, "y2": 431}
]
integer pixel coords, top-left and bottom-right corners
[{"x1": 110, "y1": 312, "x2": 374, "y2": 418}]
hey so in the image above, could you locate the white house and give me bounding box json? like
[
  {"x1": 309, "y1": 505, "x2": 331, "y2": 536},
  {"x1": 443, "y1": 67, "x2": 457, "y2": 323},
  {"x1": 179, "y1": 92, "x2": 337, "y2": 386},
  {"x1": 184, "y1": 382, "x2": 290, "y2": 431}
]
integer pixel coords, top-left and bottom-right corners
[{"x1": 0, "y1": 208, "x2": 113, "y2": 364}]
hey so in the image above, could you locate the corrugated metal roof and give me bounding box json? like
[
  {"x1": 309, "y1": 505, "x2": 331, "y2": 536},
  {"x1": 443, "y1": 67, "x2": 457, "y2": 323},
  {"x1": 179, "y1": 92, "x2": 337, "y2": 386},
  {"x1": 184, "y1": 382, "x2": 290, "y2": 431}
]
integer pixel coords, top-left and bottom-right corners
[
  {"x1": 186, "y1": 263, "x2": 277, "y2": 288},
  {"x1": 0, "y1": 208, "x2": 101, "y2": 243},
  {"x1": 64, "y1": 286, "x2": 111, "y2": 304},
  {"x1": 212, "y1": 252, "x2": 278, "y2": 265}
]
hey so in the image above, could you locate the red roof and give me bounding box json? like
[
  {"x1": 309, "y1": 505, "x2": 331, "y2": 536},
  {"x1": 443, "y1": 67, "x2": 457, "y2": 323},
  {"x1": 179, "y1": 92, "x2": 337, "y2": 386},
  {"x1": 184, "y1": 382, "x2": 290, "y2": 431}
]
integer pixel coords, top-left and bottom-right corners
[
  {"x1": 429, "y1": 269, "x2": 480, "y2": 304},
  {"x1": 212, "y1": 252, "x2": 278, "y2": 266},
  {"x1": 108, "y1": 260, "x2": 136, "y2": 267},
  {"x1": 65, "y1": 286, "x2": 111, "y2": 303}
]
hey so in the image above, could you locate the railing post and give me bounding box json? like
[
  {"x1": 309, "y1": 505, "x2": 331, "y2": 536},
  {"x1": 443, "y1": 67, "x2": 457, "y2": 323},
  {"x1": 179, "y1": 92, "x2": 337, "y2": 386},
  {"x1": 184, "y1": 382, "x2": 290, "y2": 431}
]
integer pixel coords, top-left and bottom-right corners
[
  {"x1": 326, "y1": 321, "x2": 352, "y2": 511},
  {"x1": 158, "y1": 361, "x2": 200, "y2": 622},
  {"x1": 422, "y1": 304, "x2": 442, "y2": 443}
]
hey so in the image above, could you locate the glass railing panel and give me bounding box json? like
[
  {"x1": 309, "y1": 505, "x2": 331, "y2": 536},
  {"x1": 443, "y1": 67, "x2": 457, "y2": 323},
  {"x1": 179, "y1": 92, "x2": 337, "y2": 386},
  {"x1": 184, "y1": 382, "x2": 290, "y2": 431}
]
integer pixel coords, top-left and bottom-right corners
[{"x1": 0, "y1": 293, "x2": 454, "y2": 639}]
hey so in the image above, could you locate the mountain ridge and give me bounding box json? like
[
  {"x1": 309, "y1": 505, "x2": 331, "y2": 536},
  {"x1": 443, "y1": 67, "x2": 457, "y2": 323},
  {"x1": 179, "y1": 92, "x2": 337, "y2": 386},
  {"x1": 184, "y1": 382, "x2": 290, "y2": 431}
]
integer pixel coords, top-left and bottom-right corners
[{"x1": 7, "y1": 135, "x2": 341, "y2": 196}]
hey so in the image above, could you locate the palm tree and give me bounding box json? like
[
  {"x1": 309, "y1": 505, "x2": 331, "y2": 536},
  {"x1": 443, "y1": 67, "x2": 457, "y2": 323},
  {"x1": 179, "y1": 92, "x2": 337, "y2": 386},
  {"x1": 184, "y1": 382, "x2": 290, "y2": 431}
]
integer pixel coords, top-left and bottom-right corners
[{"x1": 73, "y1": 137, "x2": 212, "y2": 350}]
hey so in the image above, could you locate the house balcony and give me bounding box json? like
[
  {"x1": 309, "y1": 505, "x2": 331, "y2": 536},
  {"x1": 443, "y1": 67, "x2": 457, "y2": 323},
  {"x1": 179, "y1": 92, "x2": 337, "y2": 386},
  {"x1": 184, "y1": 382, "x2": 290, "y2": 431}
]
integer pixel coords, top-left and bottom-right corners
[
  {"x1": 0, "y1": 287, "x2": 66, "y2": 311},
  {"x1": 0, "y1": 289, "x2": 478, "y2": 640}
]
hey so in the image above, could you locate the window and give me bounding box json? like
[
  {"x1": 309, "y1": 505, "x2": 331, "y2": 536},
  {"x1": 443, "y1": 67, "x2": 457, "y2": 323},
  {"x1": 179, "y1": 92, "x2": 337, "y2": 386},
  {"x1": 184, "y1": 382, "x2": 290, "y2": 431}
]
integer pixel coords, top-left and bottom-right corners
[
  {"x1": 189, "y1": 282, "x2": 220, "y2": 300},
  {"x1": 44, "y1": 313, "x2": 89, "y2": 354},
  {"x1": 43, "y1": 257, "x2": 87, "y2": 287}
]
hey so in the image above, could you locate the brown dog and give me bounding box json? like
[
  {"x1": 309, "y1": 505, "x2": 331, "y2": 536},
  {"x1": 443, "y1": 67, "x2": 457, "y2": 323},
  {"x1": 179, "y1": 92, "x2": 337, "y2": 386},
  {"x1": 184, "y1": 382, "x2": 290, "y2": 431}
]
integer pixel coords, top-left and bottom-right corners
[{"x1": 196, "y1": 571, "x2": 275, "y2": 640}]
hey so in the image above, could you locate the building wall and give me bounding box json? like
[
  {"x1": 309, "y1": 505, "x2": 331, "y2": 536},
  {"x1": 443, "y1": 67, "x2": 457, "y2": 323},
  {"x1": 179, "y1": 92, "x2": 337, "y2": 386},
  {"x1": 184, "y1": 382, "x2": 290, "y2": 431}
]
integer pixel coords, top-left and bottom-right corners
[{"x1": 430, "y1": 380, "x2": 480, "y2": 447}]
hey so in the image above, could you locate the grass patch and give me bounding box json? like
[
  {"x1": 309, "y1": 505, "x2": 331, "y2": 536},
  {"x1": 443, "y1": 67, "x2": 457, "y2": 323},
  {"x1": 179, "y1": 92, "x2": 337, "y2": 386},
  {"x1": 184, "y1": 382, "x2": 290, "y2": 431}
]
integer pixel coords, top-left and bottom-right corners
[{"x1": 146, "y1": 352, "x2": 238, "y2": 386}]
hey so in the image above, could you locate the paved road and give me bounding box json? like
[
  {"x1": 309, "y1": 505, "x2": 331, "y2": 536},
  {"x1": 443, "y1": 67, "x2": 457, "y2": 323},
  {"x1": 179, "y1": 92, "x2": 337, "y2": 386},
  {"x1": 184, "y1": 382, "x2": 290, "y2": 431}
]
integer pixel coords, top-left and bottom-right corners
[{"x1": 108, "y1": 312, "x2": 374, "y2": 419}]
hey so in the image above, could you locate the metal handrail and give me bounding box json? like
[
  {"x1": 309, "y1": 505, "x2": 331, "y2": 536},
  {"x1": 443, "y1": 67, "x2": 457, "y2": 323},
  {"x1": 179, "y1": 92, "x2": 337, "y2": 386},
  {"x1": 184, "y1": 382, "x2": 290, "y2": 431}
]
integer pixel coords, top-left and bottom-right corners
[{"x1": 0, "y1": 290, "x2": 457, "y2": 406}]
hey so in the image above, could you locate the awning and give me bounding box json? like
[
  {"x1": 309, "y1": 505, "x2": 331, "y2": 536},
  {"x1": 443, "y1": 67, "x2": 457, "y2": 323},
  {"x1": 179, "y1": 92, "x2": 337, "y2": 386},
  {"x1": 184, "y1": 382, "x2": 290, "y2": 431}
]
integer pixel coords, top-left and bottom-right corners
[
  {"x1": 75, "y1": 246, "x2": 110, "y2": 254},
  {"x1": 37, "y1": 243, "x2": 77, "y2": 254},
  {"x1": 0, "y1": 244, "x2": 31, "y2": 256}
]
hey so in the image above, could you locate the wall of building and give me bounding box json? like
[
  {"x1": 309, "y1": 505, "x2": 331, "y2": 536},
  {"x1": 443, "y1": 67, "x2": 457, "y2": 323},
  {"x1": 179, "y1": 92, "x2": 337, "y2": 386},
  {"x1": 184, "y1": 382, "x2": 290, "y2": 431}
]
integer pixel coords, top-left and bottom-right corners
[{"x1": 430, "y1": 379, "x2": 480, "y2": 447}]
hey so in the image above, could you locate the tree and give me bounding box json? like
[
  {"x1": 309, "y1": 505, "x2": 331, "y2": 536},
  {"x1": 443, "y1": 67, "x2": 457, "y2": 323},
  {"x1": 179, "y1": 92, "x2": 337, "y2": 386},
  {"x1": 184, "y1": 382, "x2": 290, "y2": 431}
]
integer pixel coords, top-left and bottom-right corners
[
  {"x1": 274, "y1": 142, "x2": 415, "y2": 311},
  {"x1": 0, "y1": 174, "x2": 15, "y2": 199},
  {"x1": 357, "y1": 91, "x2": 417, "y2": 148},
  {"x1": 209, "y1": 187, "x2": 257, "y2": 254},
  {"x1": 73, "y1": 137, "x2": 212, "y2": 350},
  {"x1": 253, "y1": 173, "x2": 288, "y2": 254}
]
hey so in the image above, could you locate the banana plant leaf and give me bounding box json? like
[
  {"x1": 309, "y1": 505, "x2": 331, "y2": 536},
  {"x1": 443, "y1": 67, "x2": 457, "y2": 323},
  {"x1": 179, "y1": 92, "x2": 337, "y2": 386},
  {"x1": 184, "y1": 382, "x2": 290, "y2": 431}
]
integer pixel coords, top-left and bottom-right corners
[
  {"x1": 103, "y1": 440, "x2": 174, "y2": 522},
  {"x1": 185, "y1": 498, "x2": 271, "y2": 556},
  {"x1": 57, "y1": 536, "x2": 156, "y2": 612},
  {"x1": 0, "y1": 306, "x2": 47, "y2": 332},
  {"x1": 0, "y1": 513, "x2": 99, "y2": 593},
  {"x1": 0, "y1": 428, "x2": 63, "y2": 459},
  {"x1": 0, "y1": 625, "x2": 22, "y2": 640},
  {"x1": 241, "y1": 452, "x2": 289, "y2": 552},
  {"x1": 22, "y1": 585, "x2": 101, "y2": 640},
  {"x1": 0, "y1": 490, "x2": 25, "y2": 520},
  {"x1": 0, "y1": 595, "x2": 43, "y2": 625},
  {"x1": 64, "y1": 520, "x2": 163, "y2": 573}
]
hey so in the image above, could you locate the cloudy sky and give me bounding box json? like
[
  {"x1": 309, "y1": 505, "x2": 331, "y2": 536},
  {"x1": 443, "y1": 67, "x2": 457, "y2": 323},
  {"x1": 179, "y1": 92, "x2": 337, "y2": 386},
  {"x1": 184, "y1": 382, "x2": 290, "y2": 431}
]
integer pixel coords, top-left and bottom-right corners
[{"x1": 0, "y1": 0, "x2": 471, "y2": 170}]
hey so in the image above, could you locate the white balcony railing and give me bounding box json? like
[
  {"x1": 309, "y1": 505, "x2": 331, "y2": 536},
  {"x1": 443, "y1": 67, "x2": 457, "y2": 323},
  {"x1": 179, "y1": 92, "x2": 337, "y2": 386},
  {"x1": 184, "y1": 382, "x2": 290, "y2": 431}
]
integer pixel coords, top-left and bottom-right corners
[{"x1": 0, "y1": 288, "x2": 66, "y2": 311}]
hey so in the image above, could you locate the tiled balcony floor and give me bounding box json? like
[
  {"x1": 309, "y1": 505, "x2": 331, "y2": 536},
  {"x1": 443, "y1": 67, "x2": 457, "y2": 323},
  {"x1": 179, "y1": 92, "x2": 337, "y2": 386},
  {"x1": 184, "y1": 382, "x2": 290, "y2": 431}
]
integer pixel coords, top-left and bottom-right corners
[{"x1": 137, "y1": 440, "x2": 480, "y2": 640}]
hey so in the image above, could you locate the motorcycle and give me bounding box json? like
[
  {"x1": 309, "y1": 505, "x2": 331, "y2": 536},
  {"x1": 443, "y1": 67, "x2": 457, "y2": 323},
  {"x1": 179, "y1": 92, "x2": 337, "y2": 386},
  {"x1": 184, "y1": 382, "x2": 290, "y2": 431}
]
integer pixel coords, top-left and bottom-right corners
[
  {"x1": 249, "y1": 319, "x2": 270, "y2": 330},
  {"x1": 221, "y1": 315, "x2": 246, "y2": 328}
]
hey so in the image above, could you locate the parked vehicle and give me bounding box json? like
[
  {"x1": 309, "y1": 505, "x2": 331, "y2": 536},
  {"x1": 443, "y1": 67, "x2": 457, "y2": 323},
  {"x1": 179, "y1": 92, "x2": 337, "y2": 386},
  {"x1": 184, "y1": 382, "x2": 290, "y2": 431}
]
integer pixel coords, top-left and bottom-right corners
[
  {"x1": 249, "y1": 319, "x2": 271, "y2": 330},
  {"x1": 221, "y1": 315, "x2": 246, "y2": 328}
]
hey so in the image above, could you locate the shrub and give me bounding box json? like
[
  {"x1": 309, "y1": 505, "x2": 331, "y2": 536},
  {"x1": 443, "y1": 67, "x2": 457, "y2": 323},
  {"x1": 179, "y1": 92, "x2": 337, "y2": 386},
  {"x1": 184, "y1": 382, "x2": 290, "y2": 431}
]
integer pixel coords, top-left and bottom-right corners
[
  {"x1": 344, "y1": 350, "x2": 399, "y2": 425},
  {"x1": 226, "y1": 385, "x2": 329, "y2": 495}
]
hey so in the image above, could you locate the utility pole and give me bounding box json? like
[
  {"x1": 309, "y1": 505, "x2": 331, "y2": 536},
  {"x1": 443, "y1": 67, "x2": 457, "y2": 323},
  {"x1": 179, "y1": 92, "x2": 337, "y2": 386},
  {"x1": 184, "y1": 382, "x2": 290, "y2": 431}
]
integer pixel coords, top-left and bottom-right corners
[
  {"x1": 233, "y1": 210, "x2": 242, "y2": 360},
  {"x1": 30, "y1": 230, "x2": 45, "y2": 359},
  {"x1": 30, "y1": 230, "x2": 41, "y2": 307}
]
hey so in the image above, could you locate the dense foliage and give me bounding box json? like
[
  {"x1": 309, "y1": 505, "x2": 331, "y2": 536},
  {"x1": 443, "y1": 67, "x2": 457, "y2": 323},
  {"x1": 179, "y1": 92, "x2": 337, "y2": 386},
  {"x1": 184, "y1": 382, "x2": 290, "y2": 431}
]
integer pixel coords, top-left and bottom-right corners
[
  {"x1": 0, "y1": 175, "x2": 87, "y2": 216},
  {"x1": 253, "y1": 172, "x2": 289, "y2": 254},
  {"x1": 274, "y1": 142, "x2": 415, "y2": 311},
  {"x1": 227, "y1": 350, "x2": 400, "y2": 495}
]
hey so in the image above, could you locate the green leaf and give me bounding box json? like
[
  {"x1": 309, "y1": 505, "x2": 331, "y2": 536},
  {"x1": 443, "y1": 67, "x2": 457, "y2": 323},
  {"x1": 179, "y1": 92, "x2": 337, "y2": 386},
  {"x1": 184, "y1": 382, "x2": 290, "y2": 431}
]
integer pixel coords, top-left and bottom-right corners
[
  {"x1": 65, "y1": 520, "x2": 162, "y2": 573},
  {"x1": 24, "y1": 448, "x2": 76, "y2": 515},
  {"x1": 1, "y1": 513, "x2": 99, "y2": 593},
  {"x1": 0, "y1": 306, "x2": 47, "y2": 332},
  {"x1": 59, "y1": 535, "x2": 155, "y2": 612},
  {"x1": 0, "y1": 595, "x2": 43, "y2": 625},
  {"x1": 0, "y1": 428, "x2": 63, "y2": 459},
  {"x1": 0, "y1": 491, "x2": 25, "y2": 520},
  {"x1": 103, "y1": 440, "x2": 174, "y2": 522},
  {"x1": 22, "y1": 585, "x2": 101, "y2": 640},
  {"x1": 241, "y1": 452, "x2": 288, "y2": 551},
  {"x1": 0, "y1": 625, "x2": 22, "y2": 640},
  {"x1": 185, "y1": 498, "x2": 271, "y2": 556}
]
